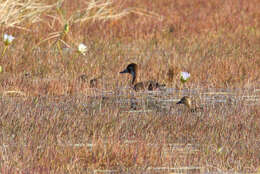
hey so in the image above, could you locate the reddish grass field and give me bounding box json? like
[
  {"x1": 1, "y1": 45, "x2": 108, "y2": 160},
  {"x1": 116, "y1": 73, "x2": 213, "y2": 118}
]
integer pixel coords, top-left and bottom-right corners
[{"x1": 0, "y1": 0, "x2": 259, "y2": 173}]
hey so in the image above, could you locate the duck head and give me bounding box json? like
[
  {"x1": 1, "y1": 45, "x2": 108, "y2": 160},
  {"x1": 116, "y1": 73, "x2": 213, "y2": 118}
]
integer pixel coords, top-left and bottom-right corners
[
  {"x1": 120, "y1": 63, "x2": 138, "y2": 84},
  {"x1": 176, "y1": 96, "x2": 192, "y2": 108}
]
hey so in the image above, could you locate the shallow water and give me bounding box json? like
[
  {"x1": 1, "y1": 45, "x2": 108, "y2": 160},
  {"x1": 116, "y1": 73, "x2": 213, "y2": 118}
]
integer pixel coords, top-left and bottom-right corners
[
  {"x1": 88, "y1": 87, "x2": 260, "y2": 113},
  {"x1": 1, "y1": 87, "x2": 259, "y2": 113}
]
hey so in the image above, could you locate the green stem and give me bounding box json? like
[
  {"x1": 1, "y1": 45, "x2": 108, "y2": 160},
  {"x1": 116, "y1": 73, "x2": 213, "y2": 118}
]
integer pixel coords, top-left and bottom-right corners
[{"x1": 2, "y1": 46, "x2": 8, "y2": 57}]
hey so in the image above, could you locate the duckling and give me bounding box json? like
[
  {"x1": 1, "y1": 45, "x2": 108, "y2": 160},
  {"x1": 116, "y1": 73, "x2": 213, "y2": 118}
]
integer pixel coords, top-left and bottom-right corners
[
  {"x1": 120, "y1": 63, "x2": 165, "y2": 91},
  {"x1": 78, "y1": 74, "x2": 101, "y2": 88},
  {"x1": 89, "y1": 77, "x2": 100, "y2": 88},
  {"x1": 176, "y1": 96, "x2": 203, "y2": 112}
]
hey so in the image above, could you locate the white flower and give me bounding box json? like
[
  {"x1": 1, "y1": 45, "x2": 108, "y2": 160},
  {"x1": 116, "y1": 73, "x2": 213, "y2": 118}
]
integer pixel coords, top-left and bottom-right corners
[
  {"x1": 180, "y1": 71, "x2": 190, "y2": 83},
  {"x1": 3, "y1": 34, "x2": 15, "y2": 46},
  {"x1": 78, "y1": 43, "x2": 87, "y2": 55}
]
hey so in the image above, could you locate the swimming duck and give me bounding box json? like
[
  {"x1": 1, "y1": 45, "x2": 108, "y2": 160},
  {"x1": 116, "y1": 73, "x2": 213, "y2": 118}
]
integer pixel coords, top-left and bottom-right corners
[
  {"x1": 176, "y1": 96, "x2": 203, "y2": 112},
  {"x1": 120, "y1": 63, "x2": 165, "y2": 91}
]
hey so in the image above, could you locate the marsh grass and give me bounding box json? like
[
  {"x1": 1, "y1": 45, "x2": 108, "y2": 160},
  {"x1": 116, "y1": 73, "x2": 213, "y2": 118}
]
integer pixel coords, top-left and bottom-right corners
[
  {"x1": 0, "y1": 0, "x2": 260, "y2": 173},
  {"x1": 0, "y1": 94, "x2": 259, "y2": 173}
]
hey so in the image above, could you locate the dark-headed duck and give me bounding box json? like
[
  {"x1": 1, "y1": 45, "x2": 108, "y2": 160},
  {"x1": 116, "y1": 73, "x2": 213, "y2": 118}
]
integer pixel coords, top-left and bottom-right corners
[{"x1": 120, "y1": 63, "x2": 165, "y2": 91}]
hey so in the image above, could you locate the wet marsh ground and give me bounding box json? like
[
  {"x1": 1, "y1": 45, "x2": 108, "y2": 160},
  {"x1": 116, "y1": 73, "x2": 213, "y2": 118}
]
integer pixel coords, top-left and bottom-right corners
[
  {"x1": 0, "y1": 0, "x2": 260, "y2": 173},
  {"x1": 0, "y1": 89, "x2": 259, "y2": 173}
]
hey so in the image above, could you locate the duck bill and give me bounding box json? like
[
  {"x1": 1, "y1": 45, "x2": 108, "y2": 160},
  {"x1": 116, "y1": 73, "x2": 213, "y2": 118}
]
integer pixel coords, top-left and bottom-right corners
[{"x1": 120, "y1": 69, "x2": 129, "y2": 74}]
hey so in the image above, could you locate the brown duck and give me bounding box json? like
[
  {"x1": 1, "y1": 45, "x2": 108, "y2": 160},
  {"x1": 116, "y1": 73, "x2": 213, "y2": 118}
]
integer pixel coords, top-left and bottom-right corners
[
  {"x1": 120, "y1": 63, "x2": 165, "y2": 91},
  {"x1": 176, "y1": 96, "x2": 203, "y2": 112},
  {"x1": 78, "y1": 74, "x2": 101, "y2": 88}
]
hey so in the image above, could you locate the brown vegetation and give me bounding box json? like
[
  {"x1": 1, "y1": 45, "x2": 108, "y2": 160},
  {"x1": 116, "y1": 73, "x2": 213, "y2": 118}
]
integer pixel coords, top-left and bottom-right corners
[{"x1": 0, "y1": 0, "x2": 259, "y2": 173}]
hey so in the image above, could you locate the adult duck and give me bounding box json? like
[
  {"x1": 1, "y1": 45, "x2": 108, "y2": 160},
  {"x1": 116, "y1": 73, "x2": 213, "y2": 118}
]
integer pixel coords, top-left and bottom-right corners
[{"x1": 120, "y1": 63, "x2": 165, "y2": 91}]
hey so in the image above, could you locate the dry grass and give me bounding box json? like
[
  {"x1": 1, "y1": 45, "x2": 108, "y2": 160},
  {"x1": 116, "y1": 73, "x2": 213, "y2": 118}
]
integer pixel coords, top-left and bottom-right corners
[
  {"x1": 0, "y1": 95, "x2": 259, "y2": 173},
  {"x1": 0, "y1": 0, "x2": 260, "y2": 173},
  {"x1": 0, "y1": 0, "x2": 54, "y2": 29}
]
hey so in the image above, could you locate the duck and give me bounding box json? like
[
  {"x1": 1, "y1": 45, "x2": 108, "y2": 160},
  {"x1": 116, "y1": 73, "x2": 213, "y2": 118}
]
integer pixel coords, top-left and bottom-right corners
[
  {"x1": 78, "y1": 74, "x2": 102, "y2": 88},
  {"x1": 120, "y1": 63, "x2": 165, "y2": 91},
  {"x1": 176, "y1": 96, "x2": 203, "y2": 112}
]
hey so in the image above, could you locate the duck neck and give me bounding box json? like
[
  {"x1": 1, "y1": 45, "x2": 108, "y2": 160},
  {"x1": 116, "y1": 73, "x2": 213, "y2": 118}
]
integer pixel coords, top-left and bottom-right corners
[{"x1": 130, "y1": 70, "x2": 137, "y2": 85}]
